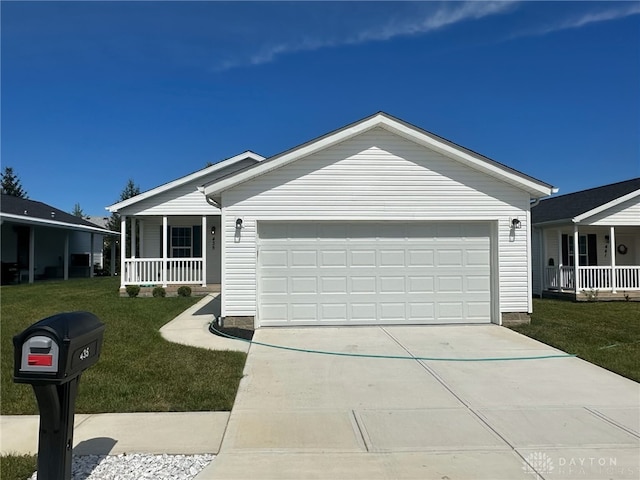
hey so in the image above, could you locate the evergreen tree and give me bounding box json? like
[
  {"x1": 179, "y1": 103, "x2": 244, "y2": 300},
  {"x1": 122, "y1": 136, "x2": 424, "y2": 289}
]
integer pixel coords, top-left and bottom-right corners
[
  {"x1": 72, "y1": 203, "x2": 86, "y2": 218},
  {"x1": 104, "y1": 179, "x2": 141, "y2": 273},
  {"x1": 1, "y1": 167, "x2": 28, "y2": 198}
]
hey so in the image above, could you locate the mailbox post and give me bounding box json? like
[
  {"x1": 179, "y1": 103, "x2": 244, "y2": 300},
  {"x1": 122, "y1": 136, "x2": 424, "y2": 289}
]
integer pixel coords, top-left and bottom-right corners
[{"x1": 13, "y1": 312, "x2": 105, "y2": 480}]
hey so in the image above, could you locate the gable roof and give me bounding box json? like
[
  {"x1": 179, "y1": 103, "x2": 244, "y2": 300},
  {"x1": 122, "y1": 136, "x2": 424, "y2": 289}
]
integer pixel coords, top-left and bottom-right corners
[
  {"x1": 531, "y1": 177, "x2": 640, "y2": 224},
  {"x1": 202, "y1": 112, "x2": 554, "y2": 199},
  {"x1": 106, "y1": 151, "x2": 264, "y2": 212},
  {"x1": 1, "y1": 194, "x2": 117, "y2": 235}
]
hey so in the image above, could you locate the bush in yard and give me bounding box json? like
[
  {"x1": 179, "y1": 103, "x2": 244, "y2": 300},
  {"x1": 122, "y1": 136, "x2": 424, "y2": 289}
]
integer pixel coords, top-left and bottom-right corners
[
  {"x1": 177, "y1": 286, "x2": 192, "y2": 297},
  {"x1": 125, "y1": 285, "x2": 140, "y2": 298},
  {"x1": 152, "y1": 286, "x2": 166, "y2": 298}
]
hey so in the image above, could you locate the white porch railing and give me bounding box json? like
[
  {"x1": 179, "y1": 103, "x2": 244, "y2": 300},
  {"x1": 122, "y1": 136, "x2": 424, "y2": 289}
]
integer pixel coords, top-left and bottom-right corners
[
  {"x1": 544, "y1": 266, "x2": 640, "y2": 291},
  {"x1": 544, "y1": 266, "x2": 575, "y2": 290},
  {"x1": 123, "y1": 258, "x2": 204, "y2": 285}
]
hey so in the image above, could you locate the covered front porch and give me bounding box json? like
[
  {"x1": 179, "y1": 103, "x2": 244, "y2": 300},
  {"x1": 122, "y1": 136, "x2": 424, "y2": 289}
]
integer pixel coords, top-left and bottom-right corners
[
  {"x1": 119, "y1": 214, "x2": 221, "y2": 290},
  {"x1": 540, "y1": 225, "x2": 640, "y2": 299}
]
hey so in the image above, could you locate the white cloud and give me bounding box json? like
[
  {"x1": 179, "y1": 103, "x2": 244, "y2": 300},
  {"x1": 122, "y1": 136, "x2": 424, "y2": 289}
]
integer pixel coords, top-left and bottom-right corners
[
  {"x1": 215, "y1": 2, "x2": 640, "y2": 72},
  {"x1": 513, "y1": 3, "x2": 640, "y2": 38},
  {"x1": 215, "y1": 1, "x2": 515, "y2": 71}
]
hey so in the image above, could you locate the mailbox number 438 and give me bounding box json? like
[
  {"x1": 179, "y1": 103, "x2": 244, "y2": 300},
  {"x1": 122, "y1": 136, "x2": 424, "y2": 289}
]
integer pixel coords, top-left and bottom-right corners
[{"x1": 79, "y1": 347, "x2": 90, "y2": 361}]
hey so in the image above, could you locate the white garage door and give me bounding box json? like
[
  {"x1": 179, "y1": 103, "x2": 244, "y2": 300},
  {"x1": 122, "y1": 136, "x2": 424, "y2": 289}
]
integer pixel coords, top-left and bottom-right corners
[{"x1": 257, "y1": 222, "x2": 492, "y2": 326}]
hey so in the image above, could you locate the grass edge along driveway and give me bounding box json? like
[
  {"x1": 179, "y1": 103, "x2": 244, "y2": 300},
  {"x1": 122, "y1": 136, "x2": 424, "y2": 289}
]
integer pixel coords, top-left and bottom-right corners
[
  {"x1": 510, "y1": 298, "x2": 640, "y2": 383},
  {"x1": 1, "y1": 277, "x2": 246, "y2": 415}
]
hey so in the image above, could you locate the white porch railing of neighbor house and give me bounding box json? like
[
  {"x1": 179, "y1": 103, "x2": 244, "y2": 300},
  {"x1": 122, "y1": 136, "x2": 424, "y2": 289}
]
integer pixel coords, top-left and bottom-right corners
[
  {"x1": 123, "y1": 258, "x2": 204, "y2": 285},
  {"x1": 545, "y1": 266, "x2": 640, "y2": 291}
]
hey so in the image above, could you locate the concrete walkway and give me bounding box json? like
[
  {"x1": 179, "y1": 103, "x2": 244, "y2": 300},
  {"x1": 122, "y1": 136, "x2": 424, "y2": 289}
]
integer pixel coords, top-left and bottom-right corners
[{"x1": 1, "y1": 294, "x2": 245, "y2": 457}]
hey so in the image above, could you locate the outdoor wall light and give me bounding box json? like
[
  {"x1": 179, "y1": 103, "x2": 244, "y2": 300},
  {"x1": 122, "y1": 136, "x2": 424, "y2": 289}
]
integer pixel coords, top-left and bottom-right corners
[
  {"x1": 210, "y1": 226, "x2": 216, "y2": 236},
  {"x1": 235, "y1": 218, "x2": 243, "y2": 229},
  {"x1": 511, "y1": 218, "x2": 522, "y2": 229}
]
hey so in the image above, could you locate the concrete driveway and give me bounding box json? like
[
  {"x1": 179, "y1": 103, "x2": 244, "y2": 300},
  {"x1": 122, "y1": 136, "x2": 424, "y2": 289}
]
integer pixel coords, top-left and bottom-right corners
[{"x1": 197, "y1": 325, "x2": 639, "y2": 480}]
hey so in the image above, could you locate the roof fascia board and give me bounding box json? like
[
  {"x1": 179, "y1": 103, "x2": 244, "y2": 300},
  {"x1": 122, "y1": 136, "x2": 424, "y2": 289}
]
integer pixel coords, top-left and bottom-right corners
[
  {"x1": 531, "y1": 219, "x2": 573, "y2": 227},
  {"x1": 0, "y1": 213, "x2": 118, "y2": 235},
  {"x1": 572, "y1": 189, "x2": 640, "y2": 223},
  {"x1": 107, "y1": 151, "x2": 264, "y2": 212},
  {"x1": 380, "y1": 121, "x2": 552, "y2": 197},
  {"x1": 204, "y1": 114, "x2": 553, "y2": 198}
]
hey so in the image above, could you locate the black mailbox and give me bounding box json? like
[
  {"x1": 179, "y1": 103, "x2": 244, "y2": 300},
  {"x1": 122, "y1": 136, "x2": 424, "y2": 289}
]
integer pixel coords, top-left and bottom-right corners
[
  {"x1": 14, "y1": 311, "x2": 105, "y2": 384},
  {"x1": 13, "y1": 312, "x2": 105, "y2": 480}
]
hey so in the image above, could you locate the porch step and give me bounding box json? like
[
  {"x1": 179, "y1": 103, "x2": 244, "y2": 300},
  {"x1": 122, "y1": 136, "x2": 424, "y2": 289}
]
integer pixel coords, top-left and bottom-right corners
[{"x1": 119, "y1": 284, "x2": 221, "y2": 298}]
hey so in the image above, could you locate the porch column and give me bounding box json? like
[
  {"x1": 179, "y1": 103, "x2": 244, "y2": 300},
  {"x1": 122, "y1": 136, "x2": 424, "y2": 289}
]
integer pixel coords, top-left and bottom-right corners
[
  {"x1": 162, "y1": 216, "x2": 168, "y2": 287},
  {"x1": 131, "y1": 217, "x2": 137, "y2": 259},
  {"x1": 29, "y1": 227, "x2": 35, "y2": 284},
  {"x1": 139, "y1": 221, "x2": 144, "y2": 258},
  {"x1": 89, "y1": 233, "x2": 95, "y2": 278},
  {"x1": 557, "y1": 229, "x2": 563, "y2": 289},
  {"x1": 110, "y1": 236, "x2": 116, "y2": 276},
  {"x1": 64, "y1": 232, "x2": 69, "y2": 280},
  {"x1": 120, "y1": 216, "x2": 126, "y2": 288},
  {"x1": 573, "y1": 224, "x2": 580, "y2": 292},
  {"x1": 202, "y1": 216, "x2": 207, "y2": 287},
  {"x1": 610, "y1": 226, "x2": 617, "y2": 293}
]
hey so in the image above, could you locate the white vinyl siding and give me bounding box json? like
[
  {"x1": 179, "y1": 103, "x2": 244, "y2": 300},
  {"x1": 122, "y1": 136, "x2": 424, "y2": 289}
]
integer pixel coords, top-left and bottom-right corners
[
  {"x1": 221, "y1": 127, "x2": 531, "y2": 320},
  {"x1": 116, "y1": 159, "x2": 258, "y2": 217},
  {"x1": 584, "y1": 197, "x2": 640, "y2": 226}
]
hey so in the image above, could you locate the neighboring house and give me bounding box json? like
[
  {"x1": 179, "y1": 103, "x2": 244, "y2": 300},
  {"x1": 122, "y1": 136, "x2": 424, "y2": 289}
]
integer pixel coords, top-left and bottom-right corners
[
  {"x1": 105, "y1": 151, "x2": 265, "y2": 288},
  {"x1": 531, "y1": 178, "x2": 640, "y2": 300},
  {"x1": 111, "y1": 112, "x2": 553, "y2": 326},
  {"x1": 0, "y1": 194, "x2": 117, "y2": 284}
]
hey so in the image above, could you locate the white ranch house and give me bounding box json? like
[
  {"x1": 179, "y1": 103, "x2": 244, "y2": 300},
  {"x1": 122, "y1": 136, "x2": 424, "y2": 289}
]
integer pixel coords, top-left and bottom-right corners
[
  {"x1": 109, "y1": 113, "x2": 556, "y2": 326},
  {"x1": 532, "y1": 178, "x2": 640, "y2": 300}
]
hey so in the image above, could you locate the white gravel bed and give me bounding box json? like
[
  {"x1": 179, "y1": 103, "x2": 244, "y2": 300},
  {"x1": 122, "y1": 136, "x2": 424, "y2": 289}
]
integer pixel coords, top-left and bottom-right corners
[{"x1": 30, "y1": 453, "x2": 214, "y2": 480}]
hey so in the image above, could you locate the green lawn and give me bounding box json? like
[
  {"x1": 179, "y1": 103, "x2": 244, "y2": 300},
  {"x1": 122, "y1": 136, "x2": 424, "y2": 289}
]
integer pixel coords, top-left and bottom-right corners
[
  {"x1": 511, "y1": 298, "x2": 640, "y2": 382},
  {"x1": 1, "y1": 277, "x2": 246, "y2": 415},
  {"x1": 0, "y1": 454, "x2": 36, "y2": 480}
]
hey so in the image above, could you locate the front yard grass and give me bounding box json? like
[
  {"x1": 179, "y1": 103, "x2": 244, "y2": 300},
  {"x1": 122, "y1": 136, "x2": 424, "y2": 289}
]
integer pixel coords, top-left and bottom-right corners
[
  {"x1": 1, "y1": 277, "x2": 246, "y2": 415},
  {"x1": 511, "y1": 298, "x2": 640, "y2": 382}
]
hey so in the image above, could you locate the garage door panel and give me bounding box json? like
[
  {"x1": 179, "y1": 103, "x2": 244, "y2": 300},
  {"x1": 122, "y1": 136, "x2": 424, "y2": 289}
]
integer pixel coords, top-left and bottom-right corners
[
  {"x1": 380, "y1": 303, "x2": 406, "y2": 320},
  {"x1": 408, "y1": 302, "x2": 435, "y2": 320},
  {"x1": 408, "y1": 249, "x2": 434, "y2": 266},
  {"x1": 290, "y1": 304, "x2": 317, "y2": 320},
  {"x1": 379, "y1": 250, "x2": 405, "y2": 266},
  {"x1": 379, "y1": 276, "x2": 405, "y2": 293},
  {"x1": 291, "y1": 277, "x2": 317, "y2": 294},
  {"x1": 437, "y1": 276, "x2": 464, "y2": 293},
  {"x1": 321, "y1": 277, "x2": 347, "y2": 294},
  {"x1": 408, "y1": 276, "x2": 434, "y2": 293},
  {"x1": 351, "y1": 250, "x2": 376, "y2": 266},
  {"x1": 291, "y1": 250, "x2": 317, "y2": 267},
  {"x1": 257, "y1": 222, "x2": 491, "y2": 326},
  {"x1": 320, "y1": 250, "x2": 347, "y2": 266},
  {"x1": 321, "y1": 304, "x2": 347, "y2": 320},
  {"x1": 351, "y1": 303, "x2": 377, "y2": 320},
  {"x1": 351, "y1": 276, "x2": 376, "y2": 293},
  {"x1": 437, "y1": 250, "x2": 463, "y2": 266}
]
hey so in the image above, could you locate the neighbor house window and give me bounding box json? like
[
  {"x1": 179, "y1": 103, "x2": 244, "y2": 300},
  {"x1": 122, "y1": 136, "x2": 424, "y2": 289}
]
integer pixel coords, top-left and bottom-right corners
[{"x1": 561, "y1": 234, "x2": 597, "y2": 266}]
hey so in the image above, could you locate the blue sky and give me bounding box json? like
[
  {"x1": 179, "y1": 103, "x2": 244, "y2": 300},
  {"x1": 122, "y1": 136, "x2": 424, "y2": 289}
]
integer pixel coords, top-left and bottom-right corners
[{"x1": 2, "y1": 1, "x2": 639, "y2": 216}]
